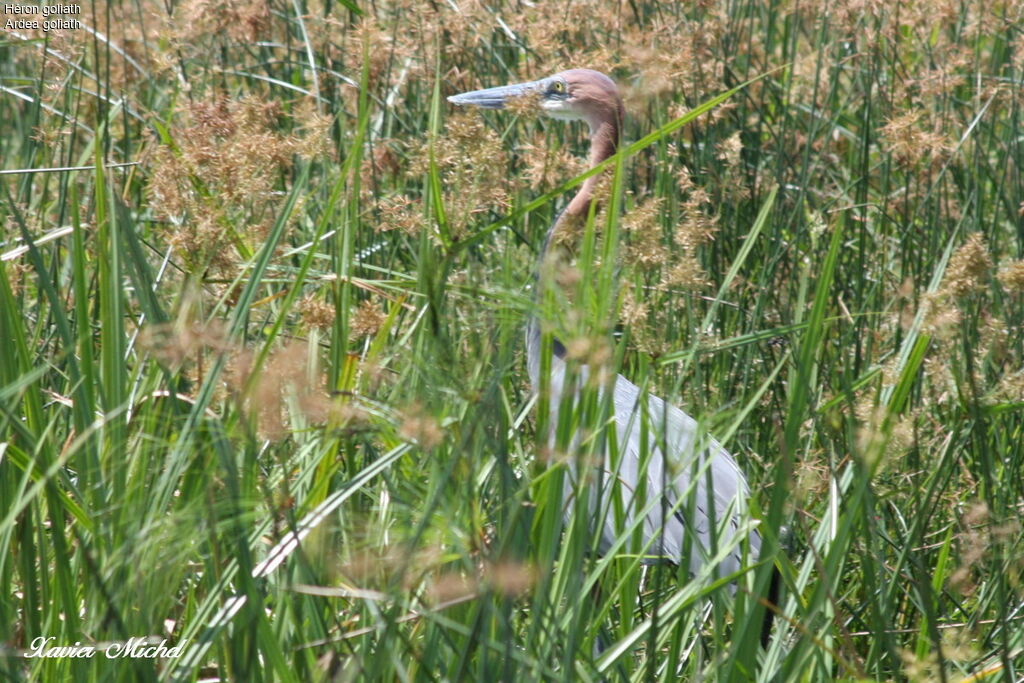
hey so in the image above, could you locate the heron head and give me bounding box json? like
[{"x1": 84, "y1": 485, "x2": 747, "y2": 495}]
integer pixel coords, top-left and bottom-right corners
[{"x1": 447, "y1": 69, "x2": 623, "y2": 133}]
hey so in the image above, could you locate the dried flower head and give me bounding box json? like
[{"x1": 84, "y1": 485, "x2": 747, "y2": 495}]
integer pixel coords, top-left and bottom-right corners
[
  {"x1": 409, "y1": 112, "x2": 509, "y2": 241},
  {"x1": 520, "y1": 133, "x2": 585, "y2": 192},
  {"x1": 993, "y1": 370, "x2": 1024, "y2": 402},
  {"x1": 375, "y1": 195, "x2": 422, "y2": 235},
  {"x1": 398, "y1": 404, "x2": 443, "y2": 450},
  {"x1": 172, "y1": 0, "x2": 271, "y2": 43},
  {"x1": 880, "y1": 109, "x2": 951, "y2": 168},
  {"x1": 942, "y1": 232, "x2": 991, "y2": 298},
  {"x1": 299, "y1": 295, "x2": 335, "y2": 331},
  {"x1": 424, "y1": 571, "x2": 477, "y2": 605},
  {"x1": 504, "y1": 89, "x2": 542, "y2": 118},
  {"x1": 230, "y1": 341, "x2": 320, "y2": 441},
  {"x1": 717, "y1": 131, "x2": 743, "y2": 169},
  {"x1": 147, "y1": 96, "x2": 311, "y2": 275},
  {"x1": 564, "y1": 335, "x2": 611, "y2": 367},
  {"x1": 997, "y1": 259, "x2": 1024, "y2": 294},
  {"x1": 921, "y1": 292, "x2": 962, "y2": 340},
  {"x1": 484, "y1": 561, "x2": 538, "y2": 597},
  {"x1": 675, "y1": 187, "x2": 717, "y2": 251},
  {"x1": 948, "y1": 501, "x2": 991, "y2": 596},
  {"x1": 622, "y1": 197, "x2": 667, "y2": 270},
  {"x1": 664, "y1": 255, "x2": 710, "y2": 290},
  {"x1": 138, "y1": 316, "x2": 231, "y2": 370},
  {"x1": 291, "y1": 97, "x2": 334, "y2": 160},
  {"x1": 350, "y1": 299, "x2": 387, "y2": 340},
  {"x1": 424, "y1": 559, "x2": 537, "y2": 605}
]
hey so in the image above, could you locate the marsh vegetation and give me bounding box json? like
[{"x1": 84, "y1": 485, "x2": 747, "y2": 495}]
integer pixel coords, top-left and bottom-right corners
[{"x1": 2, "y1": 0, "x2": 1023, "y2": 680}]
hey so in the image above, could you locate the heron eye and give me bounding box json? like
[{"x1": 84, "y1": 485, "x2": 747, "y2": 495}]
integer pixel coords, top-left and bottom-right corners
[{"x1": 550, "y1": 80, "x2": 566, "y2": 94}]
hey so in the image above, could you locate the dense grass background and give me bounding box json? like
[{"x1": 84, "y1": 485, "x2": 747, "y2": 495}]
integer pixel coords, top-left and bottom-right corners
[{"x1": 2, "y1": 0, "x2": 1023, "y2": 680}]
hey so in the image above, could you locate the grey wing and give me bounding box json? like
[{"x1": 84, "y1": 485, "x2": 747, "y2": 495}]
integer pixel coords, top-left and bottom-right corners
[
  {"x1": 605, "y1": 372, "x2": 761, "y2": 578},
  {"x1": 532, "y1": 341, "x2": 760, "y2": 579}
]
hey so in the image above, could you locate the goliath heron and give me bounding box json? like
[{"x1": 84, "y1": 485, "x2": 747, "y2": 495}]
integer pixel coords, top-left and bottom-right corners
[{"x1": 448, "y1": 69, "x2": 766, "y2": 616}]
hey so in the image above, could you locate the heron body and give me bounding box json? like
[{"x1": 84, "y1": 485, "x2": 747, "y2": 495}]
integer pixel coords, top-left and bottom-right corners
[{"x1": 449, "y1": 69, "x2": 760, "y2": 583}]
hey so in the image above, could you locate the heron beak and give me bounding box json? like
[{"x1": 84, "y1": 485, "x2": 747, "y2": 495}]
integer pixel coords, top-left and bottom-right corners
[{"x1": 446, "y1": 80, "x2": 542, "y2": 109}]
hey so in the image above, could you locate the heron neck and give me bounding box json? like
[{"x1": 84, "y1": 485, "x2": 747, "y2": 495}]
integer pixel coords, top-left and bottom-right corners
[
  {"x1": 565, "y1": 118, "x2": 619, "y2": 218},
  {"x1": 528, "y1": 115, "x2": 621, "y2": 385},
  {"x1": 539, "y1": 116, "x2": 620, "y2": 258}
]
